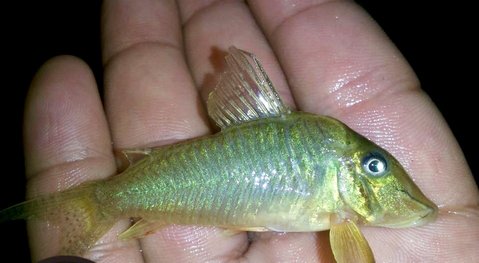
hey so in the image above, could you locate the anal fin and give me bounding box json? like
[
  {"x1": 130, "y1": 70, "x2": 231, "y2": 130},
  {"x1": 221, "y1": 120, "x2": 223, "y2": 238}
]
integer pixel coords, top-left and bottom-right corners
[
  {"x1": 119, "y1": 219, "x2": 166, "y2": 240},
  {"x1": 222, "y1": 226, "x2": 269, "y2": 236},
  {"x1": 329, "y1": 220, "x2": 375, "y2": 263}
]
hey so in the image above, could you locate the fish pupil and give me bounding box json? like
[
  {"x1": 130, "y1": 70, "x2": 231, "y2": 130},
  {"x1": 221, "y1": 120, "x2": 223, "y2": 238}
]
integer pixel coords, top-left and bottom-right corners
[
  {"x1": 369, "y1": 160, "x2": 383, "y2": 173},
  {"x1": 362, "y1": 153, "x2": 387, "y2": 176}
]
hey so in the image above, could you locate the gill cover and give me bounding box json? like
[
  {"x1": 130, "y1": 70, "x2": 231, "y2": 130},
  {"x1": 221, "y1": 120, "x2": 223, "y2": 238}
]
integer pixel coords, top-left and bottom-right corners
[{"x1": 337, "y1": 152, "x2": 380, "y2": 222}]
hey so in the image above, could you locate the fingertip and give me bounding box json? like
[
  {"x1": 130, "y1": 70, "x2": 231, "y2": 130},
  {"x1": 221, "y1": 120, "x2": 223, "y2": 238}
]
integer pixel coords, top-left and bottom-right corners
[
  {"x1": 27, "y1": 55, "x2": 96, "y2": 113},
  {"x1": 24, "y1": 55, "x2": 109, "y2": 181},
  {"x1": 30, "y1": 55, "x2": 94, "y2": 87}
]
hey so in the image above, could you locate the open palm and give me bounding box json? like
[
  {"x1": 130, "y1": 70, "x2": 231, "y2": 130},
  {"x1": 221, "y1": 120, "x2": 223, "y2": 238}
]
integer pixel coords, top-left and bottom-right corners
[{"x1": 25, "y1": 1, "x2": 478, "y2": 262}]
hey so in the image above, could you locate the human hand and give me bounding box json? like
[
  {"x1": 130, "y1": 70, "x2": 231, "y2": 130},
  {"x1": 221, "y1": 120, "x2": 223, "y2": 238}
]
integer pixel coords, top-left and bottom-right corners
[{"x1": 24, "y1": 1, "x2": 478, "y2": 262}]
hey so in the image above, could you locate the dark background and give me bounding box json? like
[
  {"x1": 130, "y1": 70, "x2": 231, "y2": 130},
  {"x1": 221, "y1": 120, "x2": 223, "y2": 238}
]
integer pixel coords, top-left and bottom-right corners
[{"x1": 1, "y1": 1, "x2": 476, "y2": 262}]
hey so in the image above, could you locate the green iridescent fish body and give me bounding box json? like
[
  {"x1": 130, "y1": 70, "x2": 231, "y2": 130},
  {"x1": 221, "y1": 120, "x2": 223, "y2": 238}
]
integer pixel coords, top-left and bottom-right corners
[{"x1": 100, "y1": 112, "x2": 347, "y2": 232}]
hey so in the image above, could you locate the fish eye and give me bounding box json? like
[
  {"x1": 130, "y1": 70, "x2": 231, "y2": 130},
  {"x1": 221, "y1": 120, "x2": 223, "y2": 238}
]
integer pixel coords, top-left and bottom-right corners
[{"x1": 362, "y1": 153, "x2": 388, "y2": 177}]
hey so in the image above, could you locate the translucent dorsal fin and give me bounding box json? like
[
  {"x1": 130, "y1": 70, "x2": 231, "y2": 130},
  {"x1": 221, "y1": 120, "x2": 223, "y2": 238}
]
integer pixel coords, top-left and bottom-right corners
[{"x1": 207, "y1": 46, "x2": 290, "y2": 129}]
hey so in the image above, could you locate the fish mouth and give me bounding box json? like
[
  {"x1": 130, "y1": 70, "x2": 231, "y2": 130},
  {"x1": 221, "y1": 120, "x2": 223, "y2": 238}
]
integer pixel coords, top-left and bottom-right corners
[
  {"x1": 378, "y1": 206, "x2": 437, "y2": 228},
  {"x1": 371, "y1": 189, "x2": 438, "y2": 228}
]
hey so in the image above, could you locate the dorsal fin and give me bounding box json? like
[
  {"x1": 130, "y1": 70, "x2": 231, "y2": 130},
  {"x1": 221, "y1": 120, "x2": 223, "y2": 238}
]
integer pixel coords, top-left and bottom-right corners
[{"x1": 207, "y1": 46, "x2": 290, "y2": 129}]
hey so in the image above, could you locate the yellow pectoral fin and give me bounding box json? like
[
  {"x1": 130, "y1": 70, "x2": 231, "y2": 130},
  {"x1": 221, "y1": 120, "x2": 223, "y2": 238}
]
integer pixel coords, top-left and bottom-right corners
[
  {"x1": 329, "y1": 220, "x2": 375, "y2": 263},
  {"x1": 119, "y1": 219, "x2": 166, "y2": 240}
]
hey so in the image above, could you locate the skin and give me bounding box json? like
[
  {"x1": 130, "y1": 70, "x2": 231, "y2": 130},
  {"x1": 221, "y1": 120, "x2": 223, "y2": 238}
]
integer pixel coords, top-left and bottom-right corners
[{"x1": 24, "y1": 0, "x2": 478, "y2": 262}]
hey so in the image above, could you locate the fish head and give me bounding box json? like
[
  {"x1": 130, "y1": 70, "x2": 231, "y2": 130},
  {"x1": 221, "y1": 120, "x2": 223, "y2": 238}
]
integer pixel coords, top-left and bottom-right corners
[{"x1": 332, "y1": 122, "x2": 437, "y2": 228}]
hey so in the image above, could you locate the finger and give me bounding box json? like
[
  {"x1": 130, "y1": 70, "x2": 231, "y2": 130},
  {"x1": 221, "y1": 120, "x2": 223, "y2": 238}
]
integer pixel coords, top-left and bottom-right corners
[
  {"x1": 362, "y1": 209, "x2": 479, "y2": 262},
  {"x1": 24, "y1": 56, "x2": 142, "y2": 262},
  {"x1": 102, "y1": 1, "x2": 236, "y2": 262},
  {"x1": 102, "y1": 0, "x2": 208, "y2": 147},
  {"x1": 245, "y1": 232, "x2": 334, "y2": 263},
  {"x1": 178, "y1": 1, "x2": 324, "y2": 261},
  {"x1": 248, "y1": 0, "x2": 479, "y2": 261}
]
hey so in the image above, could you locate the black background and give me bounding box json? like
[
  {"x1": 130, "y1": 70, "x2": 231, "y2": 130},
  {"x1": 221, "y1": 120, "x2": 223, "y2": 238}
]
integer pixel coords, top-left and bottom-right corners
[{"x1": 1, "y1": 1, "x2": 477, "y2": 262}]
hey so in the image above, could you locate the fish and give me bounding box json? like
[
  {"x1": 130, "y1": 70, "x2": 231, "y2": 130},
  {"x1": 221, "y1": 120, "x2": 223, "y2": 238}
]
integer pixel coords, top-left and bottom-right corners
[{"x1": 0, "y1": 46, "x2": 437, "y2": 262}]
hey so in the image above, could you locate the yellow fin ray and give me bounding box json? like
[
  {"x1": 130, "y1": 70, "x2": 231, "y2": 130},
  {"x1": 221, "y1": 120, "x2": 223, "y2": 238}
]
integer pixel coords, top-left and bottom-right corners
[
  {"x1": 119, "y1": 219, "x2": 166, "y2": 240},
  {"x1": 329, "y1": 220, "x2": 375, "y2": 263}
]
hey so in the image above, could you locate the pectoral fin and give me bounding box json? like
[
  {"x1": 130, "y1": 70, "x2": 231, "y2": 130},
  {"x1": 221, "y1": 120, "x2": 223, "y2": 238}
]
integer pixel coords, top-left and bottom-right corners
[
  {"x1": 329, "y1": 220, "x2": 375, "y2": 263},
  {"x1": 119, "y1": 219, "x2": 166, "y2": 240}
]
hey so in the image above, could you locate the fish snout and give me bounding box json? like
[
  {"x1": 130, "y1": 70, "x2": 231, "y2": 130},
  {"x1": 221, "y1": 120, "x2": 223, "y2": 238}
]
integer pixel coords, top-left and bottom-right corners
[{"x1": 377, "y1": 188, "x2": 438, "y2": 228}]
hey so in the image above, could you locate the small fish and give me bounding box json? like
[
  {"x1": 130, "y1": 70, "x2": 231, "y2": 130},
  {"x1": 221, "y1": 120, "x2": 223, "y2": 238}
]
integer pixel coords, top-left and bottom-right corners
[{"x1": 1, "y1": 47, "x2": 437, "y2": 262}]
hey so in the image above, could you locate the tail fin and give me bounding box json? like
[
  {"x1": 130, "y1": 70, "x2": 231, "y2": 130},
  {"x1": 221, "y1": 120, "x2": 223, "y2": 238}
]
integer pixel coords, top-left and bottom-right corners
[{"x1": 0, "y1": 182, "x2": 115, "y2": 256}]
